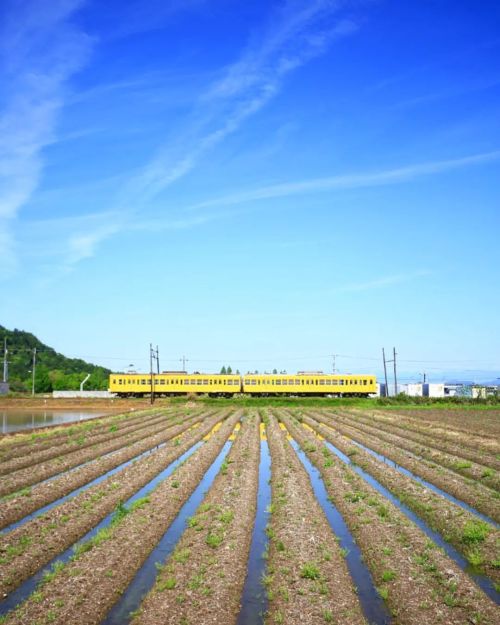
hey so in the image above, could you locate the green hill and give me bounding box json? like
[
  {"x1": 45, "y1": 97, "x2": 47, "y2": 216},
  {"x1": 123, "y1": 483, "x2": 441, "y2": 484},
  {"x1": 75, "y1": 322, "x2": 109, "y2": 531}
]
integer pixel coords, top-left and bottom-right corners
[{"x1": 0, "y1": 325, "x2": 111, "y2": 392}]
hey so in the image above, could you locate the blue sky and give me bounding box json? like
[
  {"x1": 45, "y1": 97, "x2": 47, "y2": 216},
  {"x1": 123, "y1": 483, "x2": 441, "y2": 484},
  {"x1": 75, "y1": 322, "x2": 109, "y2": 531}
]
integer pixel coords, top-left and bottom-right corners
[{"x1": 1, "y1": 0, "x2": 499, "y2": 381}]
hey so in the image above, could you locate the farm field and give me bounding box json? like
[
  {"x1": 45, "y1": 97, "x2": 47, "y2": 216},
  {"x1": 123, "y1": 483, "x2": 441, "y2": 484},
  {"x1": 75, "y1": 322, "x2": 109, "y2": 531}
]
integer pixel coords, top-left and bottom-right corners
[{"x1": 0, "y1": 403, "x2": 498, "y2": 624}]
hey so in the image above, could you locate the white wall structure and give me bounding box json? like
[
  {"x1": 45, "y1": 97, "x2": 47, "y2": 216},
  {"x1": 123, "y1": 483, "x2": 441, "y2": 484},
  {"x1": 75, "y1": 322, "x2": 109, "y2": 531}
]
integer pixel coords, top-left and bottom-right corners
[
  {"x1": 396, "y1": 383, "x2": 423, "y2": 397},
  {"x1": 52, "y1": 391, "x2": 116, "y2": 398},
  {"x1": 423, "y1": 383, "x2": 445, "y2": 398}
]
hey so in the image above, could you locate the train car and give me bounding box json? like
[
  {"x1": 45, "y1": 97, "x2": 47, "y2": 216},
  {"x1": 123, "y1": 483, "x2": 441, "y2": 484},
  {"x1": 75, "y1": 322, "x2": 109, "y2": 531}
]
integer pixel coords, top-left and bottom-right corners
[
  {"x1": 242, "y1": 373, "x2": 376, "y2": 396},
  {"x1": 109, "y1": 372, "x2": 241, "y2": 396}
]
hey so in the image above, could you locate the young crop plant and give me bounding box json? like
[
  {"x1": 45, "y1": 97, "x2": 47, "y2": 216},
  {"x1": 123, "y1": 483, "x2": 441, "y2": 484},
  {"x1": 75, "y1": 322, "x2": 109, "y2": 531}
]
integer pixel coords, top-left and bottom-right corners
[
  {"x1": 300, "y1": 562, "x2": 321, "y2": 580},
  {"x1": 461, "y1": 520, "x2": 491, "y2": 545},
  {"x1": 206, "y1": 532, "x2": 223, "y2": 549},
  {"x1": 381, "y1": 570, "x2": 396, "y2": 582}
]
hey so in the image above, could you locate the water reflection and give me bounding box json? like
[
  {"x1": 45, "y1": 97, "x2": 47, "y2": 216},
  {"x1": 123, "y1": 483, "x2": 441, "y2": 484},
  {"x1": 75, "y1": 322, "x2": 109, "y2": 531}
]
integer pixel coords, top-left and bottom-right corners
[{"x1": 0, "y1": 410, "x2": 110, "y2": 434}]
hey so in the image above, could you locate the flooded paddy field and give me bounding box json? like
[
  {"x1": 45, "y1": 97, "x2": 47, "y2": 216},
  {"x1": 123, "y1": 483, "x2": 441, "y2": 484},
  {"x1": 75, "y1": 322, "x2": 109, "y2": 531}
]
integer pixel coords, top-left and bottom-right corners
[
  {"x1": 0, "y1": 409, "x2": 114, "y2": 434},
  {"x1": 0, "y1": 404, "x2": 498, "y2": 624}
]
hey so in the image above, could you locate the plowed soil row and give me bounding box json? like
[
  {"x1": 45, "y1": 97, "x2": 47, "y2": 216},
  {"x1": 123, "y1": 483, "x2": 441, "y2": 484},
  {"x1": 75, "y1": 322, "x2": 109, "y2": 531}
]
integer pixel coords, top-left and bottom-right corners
[
  {"x1": 279, "y1": 413, "x2": 499, "y2": 625},
  {"x1": 311, "y1": 411, "x2": 500, "y2": 523},
  {"x1": 371, "y1": 409, "x2": 500, "y2": 458},
  {"x1": 397, "y1": 409, "x2": 500, "y2": 439},
  {"x1": 0, "y1": 412, "x2": 226, "y2": 596},
  {"x1": 0, "y1": 408, "x2": 184, "y2": 475},
  {"x1": 264, "y1": 414, "x2": 366, "y2": 625},
  {"x1": 0, "y1": 410, "x2": 215, "y2": 530},
  {"x1": 3, "y1": 411, "x2": 241, "y2": 625},
  {"x1": 340, "y1": 409, "x2": 500, "y2": 474},
  {"x1": 0, "y1": 410, "x2": 206, "y2": 498},
  {"x1": 0, "y1": 407, "x2": 161, "y2": 456},
  {"x1": 300, "y1": 412, "x2": 499, "y2": 584},
  {"x1": 334, "y1": 411, "x2": 500, "y2": 489},
  {"x1": 132, "y1": 413, "x2": 260, "y2": 625}
]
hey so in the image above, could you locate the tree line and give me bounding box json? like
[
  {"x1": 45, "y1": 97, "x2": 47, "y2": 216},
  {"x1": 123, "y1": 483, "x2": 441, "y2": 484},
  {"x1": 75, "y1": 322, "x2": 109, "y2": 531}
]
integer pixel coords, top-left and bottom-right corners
[{"x1": 1, "y1": 325, "x2": 111, "y2": 393}]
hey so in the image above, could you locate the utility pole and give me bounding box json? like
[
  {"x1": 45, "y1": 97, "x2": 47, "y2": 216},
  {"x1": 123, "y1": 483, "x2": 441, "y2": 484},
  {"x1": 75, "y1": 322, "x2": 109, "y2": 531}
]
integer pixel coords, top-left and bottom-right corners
[
  {"x1": 393, "y1": 347, "x2": 398, "y2": 397},
  {"x1": 179, "y1": 355, "x2": 189, "y2": 371},
  {"x1": 382, "y1": 348, "x2": 389, "y2": 397},
  {"x1": 150, "y1": 343, "x2": 154, "y2": 405},
  {"x1": 2, "y1": 338, "x2": 7, "y2": 383},
  {"x1": 32, "y1": 347, "x2": 37, "y2": 396},
  {"x1": 150, "y1": 344, "x2": 160, "y2": 405}
]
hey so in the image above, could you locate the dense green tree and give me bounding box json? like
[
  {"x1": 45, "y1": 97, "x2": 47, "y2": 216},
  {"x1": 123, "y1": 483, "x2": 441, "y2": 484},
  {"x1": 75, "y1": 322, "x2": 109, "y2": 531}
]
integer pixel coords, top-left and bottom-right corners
[
  {"x1": 227, "y1": 366, "x2": 232, "y2": 374},
  {"x1": 0, "y1": 325, "x2": 111, "y2": 392},
  {"x1": 220, "y1": 366, "x2": 227, "y2": 374},
  {"x1": 34, "y1": 366, "x2": 53, "y2": 393},
  {"x1": 272, "y1": 368, "x2": 278, "y2": 374}
]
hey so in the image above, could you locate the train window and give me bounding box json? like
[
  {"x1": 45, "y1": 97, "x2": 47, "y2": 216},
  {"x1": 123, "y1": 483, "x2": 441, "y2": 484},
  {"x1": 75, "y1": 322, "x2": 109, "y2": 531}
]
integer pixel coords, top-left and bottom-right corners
[
  {"x1": 252, "y1": 380, "x2": 257, "y2": 385},
  {"x1": 363, "y1": 380, "x2": 367, "y2": 385},
  {"x1": 276, "y1": 380, "x2": 281, "y2": 385},
  {"x1": 319, "y1": 380, "x2": 325, "y2": 385},
  {"x1": 339, "y1": 380, "x2": 344, "y2": 385},
  {"x1": 203, "y1": 379, "x2": 208, "y2": 384}
]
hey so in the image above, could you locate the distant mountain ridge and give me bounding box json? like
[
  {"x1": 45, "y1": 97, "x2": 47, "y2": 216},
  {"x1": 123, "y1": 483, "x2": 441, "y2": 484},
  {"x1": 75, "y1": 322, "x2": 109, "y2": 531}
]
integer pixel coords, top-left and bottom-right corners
[{"x1": 0, "y1": 325, "x2": 110, "y2": 392}]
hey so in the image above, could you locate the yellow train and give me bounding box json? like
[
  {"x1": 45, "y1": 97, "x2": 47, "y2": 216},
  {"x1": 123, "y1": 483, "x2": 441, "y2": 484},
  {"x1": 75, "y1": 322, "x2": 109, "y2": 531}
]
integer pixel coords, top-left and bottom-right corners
[{"x1": 109, "y1": 372, "x2": 376, "y2": 397}]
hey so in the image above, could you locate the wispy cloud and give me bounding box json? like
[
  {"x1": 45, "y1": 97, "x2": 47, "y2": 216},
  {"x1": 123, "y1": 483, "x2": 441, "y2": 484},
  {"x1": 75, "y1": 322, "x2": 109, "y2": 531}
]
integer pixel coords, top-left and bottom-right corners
[
  {"x1": 23, "y1": 148, "x2": 500, "y2": 276},
  {"x1": 184, "y1": 149, "x2": 500, "y2": 213},
  {"x1": 39, "y1": 0, "x2": 360, "y2": 274},
  {"x1": 331, "y1": 270, "x2": 431, "y2": 293},
  {"x1": 0, "y1": 0, "x2": 92, "y2": 274},
  {"x1": 121, "y1": 1, "x2": 359, "y2": 206}
]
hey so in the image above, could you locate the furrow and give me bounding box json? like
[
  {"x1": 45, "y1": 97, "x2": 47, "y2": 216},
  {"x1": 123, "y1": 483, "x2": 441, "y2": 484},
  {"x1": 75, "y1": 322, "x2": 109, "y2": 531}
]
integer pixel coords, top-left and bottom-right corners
[
  {"x1": 280, "y1": 413, "x2": 499, "y2": 625},
  {"x1": 310, "y1": 410, "x2": 500, "y2": 523},
  {"x1": 0, "y1": 408, "x2": 181, "y2": 474},
  {"x1": 264, "y1": 414, "x2": 367, "y2": 625},
  {"x1": 339, "y1": 409, "x2": 500, "y2": 475},
  {"x1": 0, "y1": 411, "x2": 215, "y2": 530},
  {"x1": 130, "y1": 413, "x2": 260, "y2": 625},
  {"x1": 0, "y1": 412, "x2": 225, "y2": 597},
  {"x1": 2, "y1": 411, "x2": 241, "y2": 625},
  {"x1": 0, "y1": 411, "x2": 201, "y2": 498},
  {"x1": 301, "y1": 411, "x2": 500, "y2": 585},
  {"x1": 0, "y1": 407, "x2": 163, "y2": 458}
]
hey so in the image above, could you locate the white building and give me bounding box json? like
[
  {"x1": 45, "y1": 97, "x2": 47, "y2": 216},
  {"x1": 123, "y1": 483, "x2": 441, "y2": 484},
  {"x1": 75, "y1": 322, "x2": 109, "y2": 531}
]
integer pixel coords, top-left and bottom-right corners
[{"x1": 423, "y1": 383, "x2": 445, "y2": 398}]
